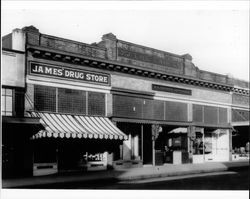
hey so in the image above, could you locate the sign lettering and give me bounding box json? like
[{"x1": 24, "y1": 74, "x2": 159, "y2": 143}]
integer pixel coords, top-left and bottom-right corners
[
  {"x1": 152, "y1": 84, "x2": 192, "y2": 95},
  {"x1": 29, "y1": 62, "x2": 110, "y2": 85}
]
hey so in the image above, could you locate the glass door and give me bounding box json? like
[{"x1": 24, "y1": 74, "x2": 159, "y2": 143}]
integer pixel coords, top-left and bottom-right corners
[{"x1": 192, "y1": 127, "x2": 205, "y2": 163}]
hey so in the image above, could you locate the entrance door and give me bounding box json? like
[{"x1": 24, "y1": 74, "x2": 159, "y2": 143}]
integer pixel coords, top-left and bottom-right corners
[
  {"x1": 214, "y1": 129, "x2": 230, "y2": 161},
  {"x1": 33, "y1": 139, "x2": 58, "y2": 176},
  {"x1": 192, "y1": 128, "x2": 205, "y2": 163},
  {"x1": 143, "y1": 124, "x2": 152, "y2": 164}
]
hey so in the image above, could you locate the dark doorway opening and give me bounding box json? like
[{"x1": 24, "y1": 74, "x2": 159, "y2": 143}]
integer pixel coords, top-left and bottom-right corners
[
  {"x1": 155, "y1": 125, "x2": 188, "y2": 165},
  {"x1": 2, "y1": 123, "x2": 38, "y2": 178},
  {"x1": 143, "y1": 124, "x2": 152, "y2": 165},
  {"x1": 232, "y1": 126, "x2": 250, "y2": 154}
]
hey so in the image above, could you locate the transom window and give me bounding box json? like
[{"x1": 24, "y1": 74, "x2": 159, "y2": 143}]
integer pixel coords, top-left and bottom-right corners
[{"x1": 33, "y1": 85, "x2": 105, "y2": 116}]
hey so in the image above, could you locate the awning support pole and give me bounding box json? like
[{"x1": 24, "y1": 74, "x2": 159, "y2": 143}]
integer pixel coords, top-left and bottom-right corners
[
  {"x1": 202, "y1": 128, "x2": 205, "y2": 162},
  {"x1": 152, "y1": 139, "x2": 155, "y2": 166},
  {"x1": 152, "y1": 125, "x2": 155, "y2": 166}
]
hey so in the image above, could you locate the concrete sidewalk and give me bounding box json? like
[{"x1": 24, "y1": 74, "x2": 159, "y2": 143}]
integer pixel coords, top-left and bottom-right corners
[{"x1": 2, "y1": 160, "x2": 249, "y2": 188}]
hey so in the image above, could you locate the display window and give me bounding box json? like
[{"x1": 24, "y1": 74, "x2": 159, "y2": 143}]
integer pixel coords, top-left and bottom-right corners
[{"x1": 192, "y1": 128, "x2": 230, "y2": 163}]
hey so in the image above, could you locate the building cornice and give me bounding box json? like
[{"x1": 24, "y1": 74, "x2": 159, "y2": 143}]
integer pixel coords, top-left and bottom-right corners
[
  {"x1": 26, "y1": 44, "x2": 249, "y2": 95},
  {"x1": 2, "y1": 48, "x2": 25, "y2": 54}
]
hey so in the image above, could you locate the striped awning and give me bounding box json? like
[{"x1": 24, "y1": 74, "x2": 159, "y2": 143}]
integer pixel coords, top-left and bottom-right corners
[
  {"x1": 28, "y1": 112, "x2": 128, "y2": 140},
  {"x1": 169, "y1": 127, "x2": 188, "y2": 134}
]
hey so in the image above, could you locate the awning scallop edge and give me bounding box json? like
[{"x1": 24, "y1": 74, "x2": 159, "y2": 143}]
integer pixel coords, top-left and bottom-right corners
[{"x1": 28, "y1": 112, "x2": 128, "y2": 140}]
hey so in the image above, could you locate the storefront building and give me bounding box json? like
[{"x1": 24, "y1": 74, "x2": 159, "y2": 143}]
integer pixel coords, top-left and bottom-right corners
[{"x1": 2, "y1": 26, "x2": 249, "y2": 177}]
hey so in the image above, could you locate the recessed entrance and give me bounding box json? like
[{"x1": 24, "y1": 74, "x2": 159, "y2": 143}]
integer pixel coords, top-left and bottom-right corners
[
  {"x1": 155, "y1": 126, "x2": 188, "y2": 165},
  {"x1": 142, "y1": 124, "x2": 153, "y2": 165},
  {"x1": 232, "y1": 125, "x2": 250, "y2": 161}
]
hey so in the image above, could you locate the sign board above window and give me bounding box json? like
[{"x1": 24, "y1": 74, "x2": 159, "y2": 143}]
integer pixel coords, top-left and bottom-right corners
[
  {"x1": 152, "y1": 84, "x2": 192, "y2": 95},
  {"x1": 29, "y1": 62, "x2": 110, "y2": 86}
]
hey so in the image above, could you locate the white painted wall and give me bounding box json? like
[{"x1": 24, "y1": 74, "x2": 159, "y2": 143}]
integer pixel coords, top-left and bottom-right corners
[
  {"x1": 205, "y1": 129, "x2": 230, "y2": 162},
  {"x1": 214, "y1": 129, "x2": 230, "y2": 161},
  {"x1": 123, "y1": 134, "x2": 132, "y2": 160},
  {"x1": 12, "y1": 28, "x2": 26, "y2": 51},
  {"x1": 2, "y1": 50, "x2": 25, "y2": 87}
]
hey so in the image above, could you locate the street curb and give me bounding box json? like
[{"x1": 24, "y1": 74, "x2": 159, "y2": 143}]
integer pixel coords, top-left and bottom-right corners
[
  {"x1": 114, "y1": 161, "x2": 249, "y2": 182},
  {"x1": 2, "y1": 161, "x2": 249, "y2": 188},
  {"x1": 114, "y1": 168, "x2": 228, "y2": 181}
]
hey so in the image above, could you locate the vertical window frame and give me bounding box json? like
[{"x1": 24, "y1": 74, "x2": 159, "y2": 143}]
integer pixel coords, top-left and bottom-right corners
[{"x1": 1, "y1": 87, "x2": 14, "y2": 116}]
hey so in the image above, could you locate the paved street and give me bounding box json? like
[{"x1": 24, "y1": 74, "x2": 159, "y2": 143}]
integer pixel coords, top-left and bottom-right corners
[{"x1": 22, "y1": 167, "x2": 249, "y2": 190}]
